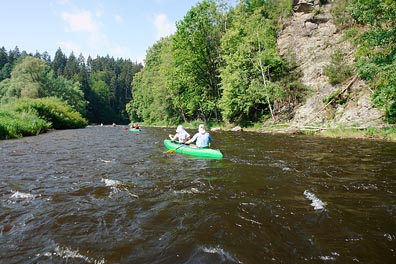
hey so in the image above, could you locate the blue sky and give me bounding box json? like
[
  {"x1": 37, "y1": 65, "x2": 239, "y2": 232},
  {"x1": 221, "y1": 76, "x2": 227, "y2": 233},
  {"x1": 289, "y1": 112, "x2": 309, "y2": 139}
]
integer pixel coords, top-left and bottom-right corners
[{"x1": 0, "y1": 0, "x2": 205, "y2": 63}]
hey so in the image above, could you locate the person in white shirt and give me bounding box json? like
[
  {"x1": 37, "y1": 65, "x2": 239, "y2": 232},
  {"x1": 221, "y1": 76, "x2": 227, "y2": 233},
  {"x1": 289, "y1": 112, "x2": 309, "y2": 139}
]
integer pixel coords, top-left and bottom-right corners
[
  {"x1": 185, "y1": 124, "x2": 212, "y2": 148},
  {"x1": 169, "y1": 125, "x2": 190, "y2": 143}
]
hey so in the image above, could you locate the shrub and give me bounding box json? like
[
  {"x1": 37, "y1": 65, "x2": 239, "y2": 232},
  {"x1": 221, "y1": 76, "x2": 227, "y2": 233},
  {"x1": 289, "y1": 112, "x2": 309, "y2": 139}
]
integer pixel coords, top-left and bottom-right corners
[
  {"x1": 9, "y1": 97, "x2": 88, "y2": 129},
  {"x1": 324, "y1": 49, "x2": 353, "y2": 85},
  {"x1": 0, "y1": 108, "x2": 50, "y2": 139},
  {"x1": 323, "y1": 89, "x2": 347, "y2": 105}
]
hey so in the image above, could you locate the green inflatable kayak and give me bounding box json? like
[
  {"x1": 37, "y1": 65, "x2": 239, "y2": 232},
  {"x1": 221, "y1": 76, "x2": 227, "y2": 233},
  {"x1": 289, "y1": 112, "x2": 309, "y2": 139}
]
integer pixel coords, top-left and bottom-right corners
[
  {"x1": 163, "y1": 139, "x2": 223, "y2": 159},
  {"x1": 129, "y1": 128, "x2": 141, "y2": 132}
]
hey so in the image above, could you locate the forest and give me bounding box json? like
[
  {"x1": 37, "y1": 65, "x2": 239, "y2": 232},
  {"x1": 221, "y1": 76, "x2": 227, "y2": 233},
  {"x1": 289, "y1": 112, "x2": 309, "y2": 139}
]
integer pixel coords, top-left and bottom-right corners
[
  {"x1": 0, "y1": 0, "x2": 395, "y2": 139},
  {"x1": 0, "y1": 47, "x2": 142, "y2": 139},
  {"x1": 126, "y1": 0, "x2": 396, "y2": 127}
]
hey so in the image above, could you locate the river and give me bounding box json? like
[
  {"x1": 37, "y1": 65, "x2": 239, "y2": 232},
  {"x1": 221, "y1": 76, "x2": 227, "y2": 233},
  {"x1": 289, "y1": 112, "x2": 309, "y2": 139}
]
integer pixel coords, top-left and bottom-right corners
[{"x1": 1, "y1": 126, "x2": 395, "y2": 263}]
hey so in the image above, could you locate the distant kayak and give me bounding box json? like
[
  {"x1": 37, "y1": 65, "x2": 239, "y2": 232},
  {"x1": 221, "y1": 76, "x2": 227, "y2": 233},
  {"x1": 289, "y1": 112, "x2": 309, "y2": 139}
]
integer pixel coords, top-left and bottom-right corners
[
  {"x1": 163, "y1": 139, "x2": 223, "y2": 159},
  {"x1": 129, "y1": 128, "x2": 141, "y2": 132}
]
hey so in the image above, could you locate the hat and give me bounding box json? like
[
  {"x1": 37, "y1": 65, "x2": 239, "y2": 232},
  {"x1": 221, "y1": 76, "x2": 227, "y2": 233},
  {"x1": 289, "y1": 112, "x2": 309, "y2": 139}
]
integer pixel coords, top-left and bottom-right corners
[
  {"x1": 198, "y1": 124, "x2": 206, "y2": 134},
  {"x1": 176, "y1": 125, "x2": 183, "y2": 133}
]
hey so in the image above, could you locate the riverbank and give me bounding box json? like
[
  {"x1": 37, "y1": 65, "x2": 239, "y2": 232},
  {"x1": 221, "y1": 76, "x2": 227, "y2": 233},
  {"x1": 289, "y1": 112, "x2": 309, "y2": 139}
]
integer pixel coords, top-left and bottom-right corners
[
  {"x1": 144, "y1": 122, "x2": 396, "y2": 142},
  {"x1": 246, "y1": 124, "x2": 396, "y2": 142},
  {"x1": 0, "y1": 98, "x2": 87, "y2": 140}
]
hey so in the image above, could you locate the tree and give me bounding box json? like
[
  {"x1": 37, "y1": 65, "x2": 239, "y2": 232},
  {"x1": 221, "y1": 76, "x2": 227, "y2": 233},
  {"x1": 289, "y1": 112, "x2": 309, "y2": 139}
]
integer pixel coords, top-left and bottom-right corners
[
  {"x1": 170, "y1": 0, "x2": 228, "y2": 122},
  {"x1": 0, "y1": 56, "x2": 87, "y2": 114},
  {"x1": 347, "y1": 0, "x2": 396, "y2": 123},
  {"x1": 64, "y1": 52, "x2": 79, "y2": 79},
  {"x1": 219, "y1": 0, "x2": 286, "y2": 125},
  {"x1": 127, "y1": 37, "x2": 175, "y2": 124},
  {"x1": 52, "y1": 48, "x2": 67, "y2": 76},
  {"x1": 0, "y1": 47, "x2": 8, "y2": 69},
  {"x1": 89, "y1": 71, "x2": 116, "y2": 123}
]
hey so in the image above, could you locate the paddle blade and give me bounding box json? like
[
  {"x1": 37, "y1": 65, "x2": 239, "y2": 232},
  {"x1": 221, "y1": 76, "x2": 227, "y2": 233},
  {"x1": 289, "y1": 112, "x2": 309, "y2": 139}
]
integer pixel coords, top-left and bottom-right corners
[{"x1": 164, "y1": 149, "x2": 176, "y2": 154}]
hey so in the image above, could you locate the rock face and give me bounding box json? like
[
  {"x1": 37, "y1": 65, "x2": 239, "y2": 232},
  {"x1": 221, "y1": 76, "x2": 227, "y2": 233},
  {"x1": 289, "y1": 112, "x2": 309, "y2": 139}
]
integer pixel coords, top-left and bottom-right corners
[
  {"x1": 293, "y1": 0, "x2": 315, "y2": 13},
  {"x1": 277, "y1": 1, "x2": 383, "y2": 127}
]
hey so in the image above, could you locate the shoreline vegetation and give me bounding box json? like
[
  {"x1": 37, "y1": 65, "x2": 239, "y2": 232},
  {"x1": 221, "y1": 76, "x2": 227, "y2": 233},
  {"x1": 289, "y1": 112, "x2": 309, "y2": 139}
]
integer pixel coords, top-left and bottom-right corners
[
  {"x1": 2, "y1": 1, "x2": 396, "y2": 144},
  {"x1": 133, "y1": 122, "x2": 396, "y2": 143},
  {"x1": 2, "y1": 115, "x2": 395, "y2": 142},
  {"x1": 0, "y1": 98, "x2": 87, "y2": 140},
  {"x1": 254, "y1": 124, "x2": 396, "y2": 142}
]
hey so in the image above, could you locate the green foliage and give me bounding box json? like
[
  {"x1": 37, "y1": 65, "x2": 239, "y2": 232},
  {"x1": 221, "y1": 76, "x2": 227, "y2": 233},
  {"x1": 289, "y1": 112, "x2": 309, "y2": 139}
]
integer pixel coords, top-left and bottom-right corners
[
  {"x1": 321, "y1": 125, "x2": 396, "y2": 141},
  {"x1": 170, "y1": 0, "x2": 226, "y2": 122},
  {"x1": 0, "y1": 47, "x2": 142, "y2": 126},
  {"x1": 354, "y1": 58, "x2": 378, "y2": 81},
  {"x1": 85, "y1": 57, "x2": 141, "y2": 124},
  {"x1": 125, "y1": 0, "x2": 302, "y2": 127},
  {"x1": 323, "y1": 89, "x2": 347, "y2": 105},
  {"x1": 127, "y1": 37, "x2": 176, "y2": 125},
  {"x1": 371, "y1": 62, "x2": 396, "y2": 123},
  {"x1": 347, "y1": 0, "x2": 396, "y2": 123},
  {"x1": 52, "y1": 48, "x2": 67, "y2": 77},
  {"x1": 8, "y1": 97, "x2": 88, "y2": 129},
  {"x1": 324, "y1": 49, "x2": 353, "y2": 85},
  {"x1": 384, "y1": 102, "x2": 396, "y2": 124},
  {"x1": 331, "y1": 0, "x2": 354, "y2": 30},
  {"x1": 0, "y1": 56, "x2": 87, "y2": 114},
  {"x1": 0, "y1": 108, "x2": 50, "y2": 139},
  {"x1": 89, "y1": 71, "x2": 116, "y2": 123},
  {"x1": 0, "y1": 62, "x2": 12, "y2": 81},
  {"x1": 219, "y1": 0, "x2": 288, "y2": 125}
]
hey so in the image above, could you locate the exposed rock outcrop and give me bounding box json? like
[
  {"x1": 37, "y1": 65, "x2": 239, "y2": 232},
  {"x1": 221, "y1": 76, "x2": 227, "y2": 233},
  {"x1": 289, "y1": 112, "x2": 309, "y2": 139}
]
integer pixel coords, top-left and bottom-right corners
[
  {"x1": 277, "y1": 1, "x2": 383, "y2": 128},
  {"x1": 293, "y1": 0, "x2": 316, "y2": 13},
  {"x1": 231, "y1": 126, "x2": 242, "y2": 132}
]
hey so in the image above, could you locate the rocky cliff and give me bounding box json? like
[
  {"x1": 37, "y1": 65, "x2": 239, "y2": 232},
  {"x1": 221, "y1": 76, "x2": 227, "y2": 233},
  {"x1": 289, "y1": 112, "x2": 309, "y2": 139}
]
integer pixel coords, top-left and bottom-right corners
[{"x1": 277, "y1": 0, "x2": 383, "y2": 128}]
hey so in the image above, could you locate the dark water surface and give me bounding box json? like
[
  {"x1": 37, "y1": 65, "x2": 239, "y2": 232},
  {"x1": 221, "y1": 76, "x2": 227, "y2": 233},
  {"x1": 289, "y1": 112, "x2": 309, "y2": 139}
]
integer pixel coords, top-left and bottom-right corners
[{"x1": 1, "y1": 126, "x2": 395, "y2": 263}]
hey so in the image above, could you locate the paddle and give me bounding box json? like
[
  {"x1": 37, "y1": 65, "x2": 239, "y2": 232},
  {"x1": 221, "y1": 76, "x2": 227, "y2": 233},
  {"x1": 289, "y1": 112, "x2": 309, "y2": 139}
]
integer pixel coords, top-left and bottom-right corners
[{"x1": 164, "y1": 142, "x2": 188, "y2": 154}]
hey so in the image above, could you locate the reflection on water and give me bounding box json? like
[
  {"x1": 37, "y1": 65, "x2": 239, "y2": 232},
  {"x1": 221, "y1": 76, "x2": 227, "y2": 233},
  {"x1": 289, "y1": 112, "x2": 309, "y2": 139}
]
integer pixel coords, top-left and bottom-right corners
[{"x1": 1, "y1": 126, "x2": 395, "y2": 263}]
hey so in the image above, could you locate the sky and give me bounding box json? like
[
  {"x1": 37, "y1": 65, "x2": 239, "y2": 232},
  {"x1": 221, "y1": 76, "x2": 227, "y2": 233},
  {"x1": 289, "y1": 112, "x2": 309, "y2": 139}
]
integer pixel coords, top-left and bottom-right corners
[{"x1": 0, "y1": 0, "x2": 204, "y2": 64}]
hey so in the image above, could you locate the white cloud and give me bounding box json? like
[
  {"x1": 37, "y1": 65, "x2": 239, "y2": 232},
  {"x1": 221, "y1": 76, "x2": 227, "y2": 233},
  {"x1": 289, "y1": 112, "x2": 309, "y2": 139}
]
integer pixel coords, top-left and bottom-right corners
[
  {"x1": 61, "y1": 10, "x2": 99, "y2": 34},
  {"x1": 57, "y1": 40, "x2": 82, "y2": 54},
  {"x1": 153, "y1": 13, "x2": 176, "y2": 40},
  {"x1": 112, "y1": 46, "x2": 131, "y2": 57},
  {"x1": 56, "y1": 0, "x2": 71, "y2": 6},
  {"x1": 114, "y1": 14, "x2": 123, "y2": 24},
  {"x1": 95, "y1": 4, "x2": 104, "y2": 18},
  {"x1": 57, "y1": 3, "x2": 139, "y2": 61},
  {"x1": 60, "y1": 8, "x2": 109, "y2": 55}
]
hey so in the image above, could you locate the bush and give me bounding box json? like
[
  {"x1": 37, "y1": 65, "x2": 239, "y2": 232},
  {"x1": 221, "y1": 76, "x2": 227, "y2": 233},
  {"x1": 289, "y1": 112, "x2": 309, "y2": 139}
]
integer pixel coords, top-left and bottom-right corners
[
  {"x1": 324, "y1": 49, "x2": 353, "y2": 85},
  {"x1": 0, "y1": 97, "x2": 88, "y2": 140},
  {"x1": 9, "y1": 97, "x2": 88, "y2": 129},
  {"x1": 0, "y1": 108, "x2": 50, "y2": 139},
  {"x1": 385, "y1": 102, "x2": 396, "y2": 124},
  {"x1": 323, "y1": 89, "x2": 347, "y2": 105}
]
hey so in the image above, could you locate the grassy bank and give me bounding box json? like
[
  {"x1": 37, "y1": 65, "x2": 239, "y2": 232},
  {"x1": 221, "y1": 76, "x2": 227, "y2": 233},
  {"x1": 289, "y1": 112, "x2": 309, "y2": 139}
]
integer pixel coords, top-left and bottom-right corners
[
  {"x1": 252, "y1": 124, "x2": 396, "y2": 142},
  {"x1": 0, "y1": 98, "x2": 88, "y2": 140},
  {"x1": 138, "y1": 121, "x2": 396, "y2": 142},
  {"x1": 318, "y1": 126, "x2": 396, "y2": 141}
]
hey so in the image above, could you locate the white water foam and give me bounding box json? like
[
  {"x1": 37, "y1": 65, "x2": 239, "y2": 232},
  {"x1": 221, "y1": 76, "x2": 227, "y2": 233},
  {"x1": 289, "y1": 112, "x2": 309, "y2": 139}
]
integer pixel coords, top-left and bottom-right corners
[
  {"x1": 203, "y1": 246, "x2": 226, "y2": 254},
  {"x1": 10, "y1": 191, "x2": 37, "y2": 199},
  {"x1": 101, "y1": 178, "x2": 122, "y2": 187},
  {"x1": 202, "y1": 246, "x2": 241, "y2": 263},
  {"x1": 173, "y1": 188, "x2": 201, "y2": 195},
  {"x1": 384, "y1": 233, "x2": 395, "y2": 241},
  {"x1": 304, "y1": 190, "x2": 327, "y2": 210},
  {"x1": 319, "y1": 252, "x2": 340, "y2": 261},
  {"x1": 101, "y1": 178, "x2": 138, "y2": 198},
  {"x1": 98, "y1": 158, "x2": 114, "y2": 164},
  {"x1": 39, "y1": 245, "x2": 105, "y2": 264}
]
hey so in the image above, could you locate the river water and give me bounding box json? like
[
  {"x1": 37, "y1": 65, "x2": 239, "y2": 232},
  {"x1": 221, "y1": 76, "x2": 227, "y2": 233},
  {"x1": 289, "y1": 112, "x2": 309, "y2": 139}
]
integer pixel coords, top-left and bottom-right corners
[{"x1": 0, "y1": 126, "x2": 395, "y2": 263}]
